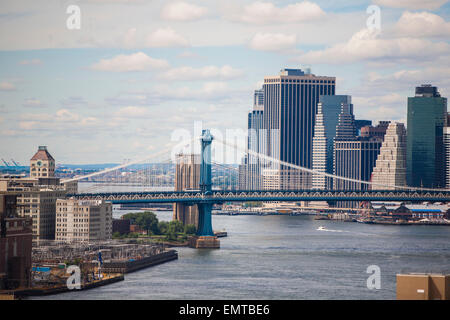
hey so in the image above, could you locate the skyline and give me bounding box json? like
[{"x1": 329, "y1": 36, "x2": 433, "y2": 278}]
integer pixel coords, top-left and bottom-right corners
[{"x1": 1, "y1": 0, "x2": 450, "y2": 164}]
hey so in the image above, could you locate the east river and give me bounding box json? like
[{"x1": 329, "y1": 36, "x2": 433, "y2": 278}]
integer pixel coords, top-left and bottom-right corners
[{"x1": 33, "y1": 209, "x2": 450, "y2": 300}]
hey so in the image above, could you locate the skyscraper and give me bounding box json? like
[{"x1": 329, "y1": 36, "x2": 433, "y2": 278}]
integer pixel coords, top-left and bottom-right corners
[
  {"x1": 371, "y1": 122, "x2": 407, "y2": 190},
  {"x1": 407, "y1": 84, "x2": 447, "y2": 188},
  {"x1": 245, "y1": 89, "x2": 264, "y2": 190},
  {"x1": 262, "y1": 68, "x2": 336, "y2": 189},
  {"x1": 333, "y1": 103, "x2": 382, "y2": 206},
  {"x1": 312, "y1": 95, "x2": 352, "y2": 189},
  {"x1": 444, "y1": 125, "x2": 450, "y2": 189}
]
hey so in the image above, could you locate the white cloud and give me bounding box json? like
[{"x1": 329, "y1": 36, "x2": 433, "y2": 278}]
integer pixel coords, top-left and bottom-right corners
[
  {"x1": 395, "y1": 11, "x2": 450, "y2": 38},
  {"x1": 122, "y1": 27, "x2": 137, "y2": 48},
  {"x1": 60, "y1": 96, "x2": 88, "y2": 107},
  {"x1": 249, "y1": 32, "x2": 297, "y2": 51},
  {"x1": 17, "y1": 109, "x2": 106, "y2": 133},
  {"x1": 160, "y1": 65, "x2": 244, "y2": 81},
  {"x1": 55, "y1": 109, "x2": 80, "y2": 122},
  {"x1": 105, "y1": 81, "x2": 241, "y2": 106},
  {"x1": 23, "y1": 98, "x2": 45, "y2": 108},
  {"x1": 146, "y1": 27, "x2": 189, "y2": 48},
  {"x1": 19, "y1": 121, "x2": 38, "y2": 130},
  {"x1": 161, "y1": 1, "x2": 208, "y2": 21},
  {"x1": 364, "y1": 67, "x2": 450, "y2": 95},
  {"x1": 91, "y1": 52, "x2": 169, "y2": 72},
  {"x1": 114, "y1": 106, "x2": 150, "y2": 118},
  {"x1": 19, "y1": 59, "x2": 42, "y2": 65},
  {"x1": 0, "y1": 81, "x2": 16, "y2": 91},
  {"x1": 232, "y1": 1, "x2": 325, "y2": 24},
  {"x1": 373, "y1": 0, "x2": 447, "y2": 10},
  {"x1": 297, "y1": 29, "x2": 450, "y2": 64}
]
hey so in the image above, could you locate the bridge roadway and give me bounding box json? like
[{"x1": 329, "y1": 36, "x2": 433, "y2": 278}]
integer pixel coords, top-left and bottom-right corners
[{"x1": 69, "y1": 189, "x2": 450, "y2": 204}]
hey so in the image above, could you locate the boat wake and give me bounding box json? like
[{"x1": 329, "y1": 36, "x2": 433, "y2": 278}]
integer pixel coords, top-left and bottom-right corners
[{"x1": 316, "y1": 226, "x2": 349, "y2": 233}]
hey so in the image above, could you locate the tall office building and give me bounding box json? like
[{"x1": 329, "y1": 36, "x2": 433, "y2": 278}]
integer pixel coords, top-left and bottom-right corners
[
  {"x1": 333, "y1": 104, "x2": 382, "y2": 206},
  {"x1": 254, "y1": 88, "x2": 264, "y2": 107},
  {"x1": 245, "y1": 88, "x2": 265, "y2": 190},
  {"x1": 333, "y1": 139, "x2": 382, "y2": 207},
  {"x1": 312, "y1": 95, "x2": 352, "y2": 189},
  {"x1": 407, "y1": 85, "x2": 447, "y2": 188},
  {"x1": 173, "y1": 154, "x2": 200, "y2": 227},
  {"x1": 445, "y1": 126, "x2": 450, "y2": 189},
  {"x1": 262, "y1": 68, "x2": 336, "y2": 189},
  {"x1": 335, "y1": 101, "x2": 356, "y2": 141},
  {"x1": 371, "y1": 122, "x2": 407, "y2": 190}
]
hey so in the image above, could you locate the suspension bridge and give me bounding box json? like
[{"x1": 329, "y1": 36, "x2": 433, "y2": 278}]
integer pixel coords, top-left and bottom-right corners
[{"x1": 64, "y1": 129, "x2": 450, "y2": 238}]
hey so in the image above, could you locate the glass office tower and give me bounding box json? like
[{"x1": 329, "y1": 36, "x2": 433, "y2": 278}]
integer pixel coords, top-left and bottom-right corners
[
  {"x1": 407, "y1": 85, "x2": 447, "y2": 188},
  {"x1": 312, "y1": 95, "x2": 352, "y2": 189},
  {"x1": 262, "y1": 68, "x2": 336, "y2": 189}
]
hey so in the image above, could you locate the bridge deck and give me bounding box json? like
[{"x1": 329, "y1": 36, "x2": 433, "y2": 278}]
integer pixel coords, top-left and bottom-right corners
[{"x1": 69, "y1": 189, "x2": 450, "y2": 204}]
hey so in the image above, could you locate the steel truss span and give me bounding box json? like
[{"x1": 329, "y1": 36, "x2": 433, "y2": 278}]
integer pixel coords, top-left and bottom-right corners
[{"x1": 69, "y1": 189, "x2": 450, "y2": 204}]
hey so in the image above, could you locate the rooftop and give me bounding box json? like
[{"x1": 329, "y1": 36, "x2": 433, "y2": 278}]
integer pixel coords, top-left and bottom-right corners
[{"x1": 30, "y1": 146, "x2": 55, "y2": 161}]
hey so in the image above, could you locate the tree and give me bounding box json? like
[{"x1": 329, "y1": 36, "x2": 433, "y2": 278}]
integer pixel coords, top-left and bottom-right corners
[
  {"x1": 158, "y1": 221, "x2": 169, "y2": 235},
  {"x1": 123, "y1": 211, "x2": 159, "y2": 235},
  {"x1": 184, "y1": 224, "x2": 196, "y2": 235},
  {"x1": 112, "y1": 231, "x2": 121, "y2": 239},
  {"x1": 168, "y1": 220, "x2": 184, "y2": 234}
]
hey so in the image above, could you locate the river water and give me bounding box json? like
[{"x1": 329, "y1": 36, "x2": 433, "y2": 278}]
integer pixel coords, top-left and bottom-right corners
[{"x1": 33, "y1": 209, "x2": 450, "y2": 300}]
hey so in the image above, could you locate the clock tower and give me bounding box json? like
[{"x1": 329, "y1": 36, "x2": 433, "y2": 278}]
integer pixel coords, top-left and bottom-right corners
[{"x1": 30, "y1": 146, "x2": 55, "y2": 178}]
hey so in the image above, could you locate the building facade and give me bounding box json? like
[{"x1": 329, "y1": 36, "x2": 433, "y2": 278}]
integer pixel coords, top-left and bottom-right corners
[
  {"x1": 332, "y1": 103, "x2": 382, "y2": 206},
  {"x1": 312, "y1": 95, "x2": 352, "y2": 189},
  {"x1": 333, "y1": 139, "x2": 382, "y2": 191},
  {"x1": 0, "y1": 147, "x2": 71, "y2": 241},
  {"x1": 0, "y1": 194, "x2": 32, "y2": 289},
  {"x1": 360, "y1": 121, "x2": 390, "y2": 141},
  {"x1": 407, "y1": 85, "x2": 447, "y2": 188},
  {"x1": 0, "y1": 177, "x2": 66, "y2": 241},
  {"x1": 445, "y1": 126, "x2": 450, "y2": 189},
  {"x1": 371, "y1": 122, "x2": 407, "y2": 190},
  {"x1": 173, "y1": 154, "x2": 200, "y2": 226},
  {"x1": 262, "y1": 68, "x2": 336, "y2": 189},
  {"x1": 244, "y1": 88, "x2": 265, "y2": 190},
  {"x1": 55, "y1": 199, "x2": 112, "y2": 243}
]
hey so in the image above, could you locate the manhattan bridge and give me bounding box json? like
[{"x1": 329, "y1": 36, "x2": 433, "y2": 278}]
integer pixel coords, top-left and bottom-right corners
[{"x1": 64, "y1": 130, "x2": 450, "y2": 238}]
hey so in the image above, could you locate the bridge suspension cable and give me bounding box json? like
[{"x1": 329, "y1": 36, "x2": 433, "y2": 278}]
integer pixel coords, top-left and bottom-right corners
[
  {"x1": 214, "y1": 138, "x2": 449, "y2": 192},
  {"x1": 62, "y1": 138, "x2": 196, "y2": 184}
]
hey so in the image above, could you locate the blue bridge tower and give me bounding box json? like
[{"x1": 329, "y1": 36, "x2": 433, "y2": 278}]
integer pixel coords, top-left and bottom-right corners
[{"x1": 196, "y1": 129, "x2": 215, "y2": 236}]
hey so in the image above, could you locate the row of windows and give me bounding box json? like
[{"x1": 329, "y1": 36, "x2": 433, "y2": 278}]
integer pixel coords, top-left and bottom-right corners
[{"x1": 265, "y1": 78, "x2": 335, "y2": 84}]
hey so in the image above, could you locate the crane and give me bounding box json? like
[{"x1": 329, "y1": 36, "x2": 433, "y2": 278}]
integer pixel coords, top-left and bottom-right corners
[
  {"x1": 1, "y1": 158, "x2": 11, "y2": 167},
  {"x1": 10, "y1": 159, "x2": 20, "y2": 167}
]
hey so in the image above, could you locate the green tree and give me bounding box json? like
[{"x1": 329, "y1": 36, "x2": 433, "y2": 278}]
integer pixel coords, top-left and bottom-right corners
[
  {"x1": 168, "y1": 220, "x2": 184, "y2": 233},
  {"x1": 184, "y1": 224, "x2": 196, "y2": 235},
  {"x1": 112, "y1": 231, "x2": 121, "y2": 239},
  {"x1": 122, "y1": 211, "x2": 159, "y2": 235},
  {"x1": 158, "y1": 221, "x2": 169, "y2": 235}
]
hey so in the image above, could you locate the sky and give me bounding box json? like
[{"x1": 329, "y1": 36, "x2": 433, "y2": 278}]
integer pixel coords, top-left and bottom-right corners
[{"x1": 0, "y1": 0, "x2": 449, "y2": 164}]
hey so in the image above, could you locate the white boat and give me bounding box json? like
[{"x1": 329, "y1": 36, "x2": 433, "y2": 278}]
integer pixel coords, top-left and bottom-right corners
[{"x1": 317, "y1": 226, "x2": 326, "y2": 231}]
